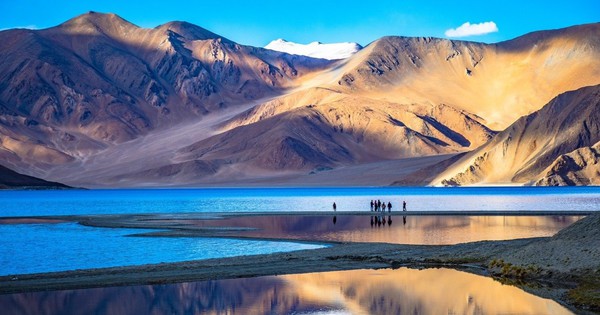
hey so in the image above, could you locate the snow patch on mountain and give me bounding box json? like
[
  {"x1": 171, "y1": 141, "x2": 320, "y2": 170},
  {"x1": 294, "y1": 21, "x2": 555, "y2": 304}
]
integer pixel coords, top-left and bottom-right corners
[{"x1": 265, "y1": 39, "x2": 362, "y2": 60}]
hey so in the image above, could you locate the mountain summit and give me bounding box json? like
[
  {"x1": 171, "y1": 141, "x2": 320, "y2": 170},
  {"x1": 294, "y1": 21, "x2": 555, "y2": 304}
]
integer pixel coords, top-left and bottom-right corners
[{"x1": 265, "y1": 39, "x2": 362, "y2": 60}]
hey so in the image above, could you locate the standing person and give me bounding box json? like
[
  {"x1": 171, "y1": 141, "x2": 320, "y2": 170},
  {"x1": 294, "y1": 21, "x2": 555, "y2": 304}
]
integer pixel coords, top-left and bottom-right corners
[
  {"x1": 370, "y1": 200, "x2": 374, "y2": 211},
  {"x1": 378, "y1": 200, "x2": 382, "y2": 210},
  {"x1": 382, "y1": 203, "x2": 386, "y2": 211},
  {"x1": 333, "y1": 202, "x2": 337, "y2": 211},
  {"x1": 403, "y1": 200, "x2": 407, "y2": 211},
  {"x1": 388, "y1": 201, "x2": 392, "y2": 212}
]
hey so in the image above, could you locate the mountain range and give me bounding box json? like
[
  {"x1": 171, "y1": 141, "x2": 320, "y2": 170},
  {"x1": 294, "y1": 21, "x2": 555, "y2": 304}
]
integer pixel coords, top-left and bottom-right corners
[{"x1": 0, "y1": 12, "x2": 598, "y2": 188}]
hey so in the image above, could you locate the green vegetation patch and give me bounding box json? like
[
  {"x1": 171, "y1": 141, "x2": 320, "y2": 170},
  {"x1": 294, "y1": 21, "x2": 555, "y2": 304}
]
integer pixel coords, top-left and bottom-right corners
[{"x1": 567, "y1": 273, "x2": 600, "y2": 312}]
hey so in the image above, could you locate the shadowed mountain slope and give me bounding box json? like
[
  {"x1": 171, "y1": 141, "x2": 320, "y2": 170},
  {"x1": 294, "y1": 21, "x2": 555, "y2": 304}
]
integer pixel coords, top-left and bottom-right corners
[
  {"x1": 432, "y1": 84, "x2": 600, "y2": 186},
  {"x1": 0, "y1": 164, "x2": 69, "y2": 189}
]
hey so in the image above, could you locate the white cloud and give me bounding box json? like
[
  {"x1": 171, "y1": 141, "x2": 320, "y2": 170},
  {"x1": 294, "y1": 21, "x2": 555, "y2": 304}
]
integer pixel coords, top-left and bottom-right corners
[{"x1": 445, "y1": 21, "x2": 498, "y2": 37}]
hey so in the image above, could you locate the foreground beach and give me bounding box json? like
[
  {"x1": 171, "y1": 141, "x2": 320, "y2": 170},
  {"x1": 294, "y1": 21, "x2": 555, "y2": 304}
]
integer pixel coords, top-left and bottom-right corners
[{"x1": 1, "y1": 212, "x2": 599, "y2": 313}]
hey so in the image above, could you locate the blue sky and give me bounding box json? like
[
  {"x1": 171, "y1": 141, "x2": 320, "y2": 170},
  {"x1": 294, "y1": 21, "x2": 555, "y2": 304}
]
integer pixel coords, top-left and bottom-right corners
[{"x1": 1, "y1": 1, "x2": 598, "y2": 46}]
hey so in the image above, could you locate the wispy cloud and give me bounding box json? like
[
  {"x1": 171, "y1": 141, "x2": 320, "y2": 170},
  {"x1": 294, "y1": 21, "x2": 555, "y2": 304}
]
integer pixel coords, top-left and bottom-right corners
[
  {"x1": 0, "y1": 25, "x2": 37, "y2": 31},
  {"x1": 445, "y1": 21, "x2": 498, "y2": 37}
]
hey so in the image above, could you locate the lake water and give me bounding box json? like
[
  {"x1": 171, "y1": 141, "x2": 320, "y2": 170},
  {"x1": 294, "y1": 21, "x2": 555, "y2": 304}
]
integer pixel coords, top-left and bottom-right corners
[
  {"x1": 0, "y1": 188, "x2": 593, "y2": 314},
  {"x1": 1, "y1": 187, "x2": 600, "y2": 217},
  {"x1": 0, "y1": 187, "x2": 597, "y2": 276},
  {"x1": 0, "y1": 268, "x2": 573, "y2": 315},
  {"x1": 0, "y1": 214, "x2": 582, "y2": 276},
  {"x1": 0, "y1": 222, "x2": 324, "y2": 276},
  {"x1": 183, "y1": 214, "x2": 583, "y2": 245}
]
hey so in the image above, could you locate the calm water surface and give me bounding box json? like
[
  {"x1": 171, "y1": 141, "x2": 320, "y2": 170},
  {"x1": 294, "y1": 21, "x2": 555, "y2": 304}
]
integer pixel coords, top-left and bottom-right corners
[
  {"x1": 0, "y1": 268, "x2": 573, "y2": 315},
  {"x1": 0, "y1": 215, "x2": 581, "y2": 276},
  {"x1": 0, "y1": 222, "x2": 324, "y2": 276},
  {"x1": 1, "y1": 187, "x2": 599, "y2": 217},
  {"x1": 191, "y1": 215, "x2": 583, "y2": 245}
]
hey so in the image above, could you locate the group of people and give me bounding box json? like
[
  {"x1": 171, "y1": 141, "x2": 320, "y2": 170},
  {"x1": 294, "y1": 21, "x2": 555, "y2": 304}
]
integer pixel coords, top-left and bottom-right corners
[
  {"x1": 370, "y1": 200, "x2": 407, "y2": 212},
  {"x1": 331, "y1": 200, "x2": 407, "y2": 211}
]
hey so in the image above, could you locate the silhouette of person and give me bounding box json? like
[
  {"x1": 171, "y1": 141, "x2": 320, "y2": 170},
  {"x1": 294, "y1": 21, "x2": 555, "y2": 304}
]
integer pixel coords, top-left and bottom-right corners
[
  {"x1": 382, "y1": 203, "x2": 386, "y2": 211},
  {"x1": 333, "y1": 202, "x2": 337, "y2": 211},
  {"x1": 388, "y1": 201, "x2": 392, "y2": 212},
  {"x1": 403, "y1": 200, "x2": 407, "y2": 211},
  {"x1": 370, "y1": 200, "x2": 374, "y2": 211}
]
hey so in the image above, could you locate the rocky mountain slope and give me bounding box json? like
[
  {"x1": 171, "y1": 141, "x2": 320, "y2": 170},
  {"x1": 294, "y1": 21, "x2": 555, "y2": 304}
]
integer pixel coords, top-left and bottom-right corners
[
  {"x1": 0, "y1": 13, "x2": 598, "y2": 187},
  {"x1": 328, "y1": 24, "x2": 600, "y2": 130},
  {"x1": 433, "y1": 84, "x2": 600, "y2": 186},
  {"x1": 0, "y1": 12, "x2": 331, "y2": 175},
  {"x1": 535, "y1": 141, "x2": 600, "y2": 186}
]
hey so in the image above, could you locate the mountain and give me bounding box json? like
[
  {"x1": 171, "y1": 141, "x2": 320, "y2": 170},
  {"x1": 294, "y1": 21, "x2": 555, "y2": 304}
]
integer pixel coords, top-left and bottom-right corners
[
  {"x1": 535, "y1": 142, "x2": 600, "y2": 186},
  {"x1": 265, "y1": 39, "x2": 362, "y2": 60},
  {"x1": 432, "y1": 85, "x2": 600, "y2": 186},
  {"x1": 155, "y1": 24, "x2": 598, "y2": 187},
  {"x1": 0, "y1": 12, "x2": 332, "y2": 175},
  {"x1": 328, "y1": 24, "x2": 600, "y2": 130},
  {"x1": 0, "y1": 13, "x2": 598, "y2": 187},
  {"x1": 0, "y1": 164, "x2": 69, "y2": 189}
]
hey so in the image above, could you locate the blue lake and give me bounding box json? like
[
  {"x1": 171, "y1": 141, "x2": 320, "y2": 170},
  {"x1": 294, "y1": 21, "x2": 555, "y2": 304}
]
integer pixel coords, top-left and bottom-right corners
[
  {"x1": 1, "y1": 187, "x2": 600, "y2": 217},
  {"x1": 0, "y1": 222, "x2": 324, "y2": 276},
  {"x1": 0, "y1": 187, "x2": 598, "y2": 276}
]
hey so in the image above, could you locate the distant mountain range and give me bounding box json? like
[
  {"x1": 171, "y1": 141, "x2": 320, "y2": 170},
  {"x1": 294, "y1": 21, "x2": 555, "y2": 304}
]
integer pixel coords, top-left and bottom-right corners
[{"x1": 0, "y1": 12, "x2": 598, "y2": 188}]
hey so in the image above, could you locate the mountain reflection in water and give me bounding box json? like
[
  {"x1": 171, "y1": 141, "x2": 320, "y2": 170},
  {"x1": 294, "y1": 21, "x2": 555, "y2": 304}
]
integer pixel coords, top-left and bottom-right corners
[
  {"x1": 0, "y1": 268, "x2": 572, "y2": 315},
  {"x1": 176, "y1": 215, "x2": 582, "y2": 245}
]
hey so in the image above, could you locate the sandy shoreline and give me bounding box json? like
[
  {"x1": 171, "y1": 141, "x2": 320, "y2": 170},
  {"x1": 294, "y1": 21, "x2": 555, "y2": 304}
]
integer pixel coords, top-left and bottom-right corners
[{"x1": 0, "y1": 211, "x2": 598, "y2": 313}]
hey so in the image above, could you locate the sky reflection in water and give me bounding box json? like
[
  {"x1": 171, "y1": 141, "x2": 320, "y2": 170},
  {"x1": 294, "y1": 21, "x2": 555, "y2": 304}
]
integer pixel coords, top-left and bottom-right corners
[{"x1": 0, "y1": 268, "x2": 573, "y2": 315}]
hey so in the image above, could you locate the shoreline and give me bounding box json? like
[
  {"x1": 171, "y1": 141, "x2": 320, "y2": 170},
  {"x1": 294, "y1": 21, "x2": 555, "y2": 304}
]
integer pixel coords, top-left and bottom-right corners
[
  {"x1": 0, "y1": 210, "x2": 595, "y2": 222},
  {"x1": 0, "y1": 212, "x2": 598, "y2": 313}
]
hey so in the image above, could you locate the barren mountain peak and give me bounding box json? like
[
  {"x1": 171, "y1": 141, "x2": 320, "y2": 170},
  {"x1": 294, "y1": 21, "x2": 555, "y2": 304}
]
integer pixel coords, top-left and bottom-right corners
[
  {"x1": 497, "y1": 22, "x2": 600, "y2": 50},
  {"x1": 59, "y1": 11, "x2": 138, "y2": 31},
  {"x1": 155, "y1": 20, "x2": 224, "y2": 41}
]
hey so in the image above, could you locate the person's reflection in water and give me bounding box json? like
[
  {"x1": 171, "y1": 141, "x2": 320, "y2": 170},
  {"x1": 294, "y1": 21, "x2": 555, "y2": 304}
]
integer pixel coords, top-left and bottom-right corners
[
  {"x1": 333, "y1": 215, "x2": 337, "y2": 225},
  {"x1": 370, "y1": 216, "x2": 374, "y2": 227},
  {"x1": 388, "y1": 216, "x2": 392, "y2": 226},
  {"x1": 378, "y1": 216, "x2": 382, "y2": 227},
  {"x1": 403, "y1": 216, "x2": 407, "y2": 225}
]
